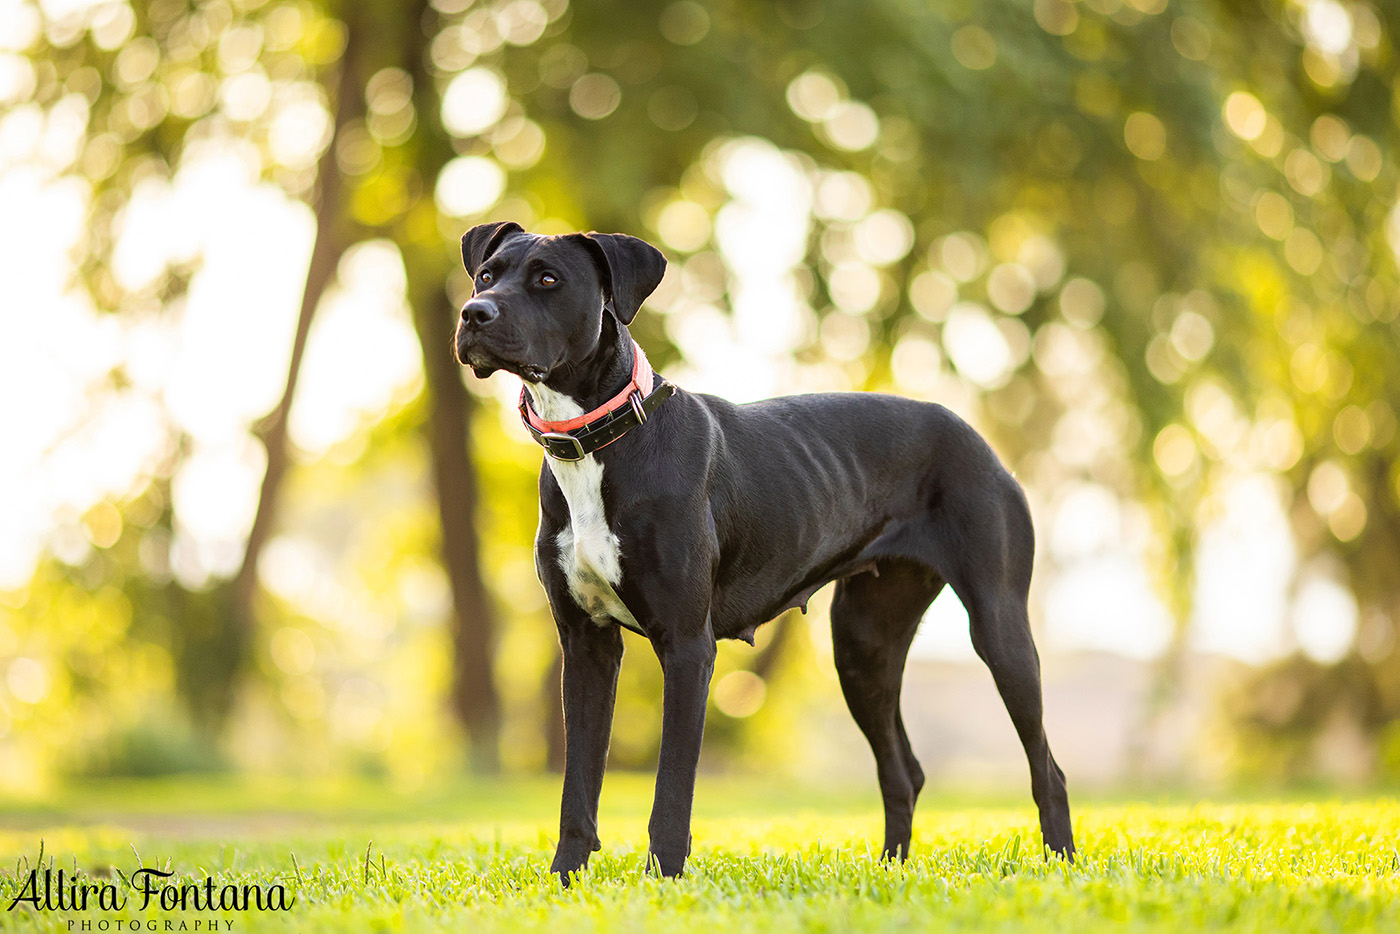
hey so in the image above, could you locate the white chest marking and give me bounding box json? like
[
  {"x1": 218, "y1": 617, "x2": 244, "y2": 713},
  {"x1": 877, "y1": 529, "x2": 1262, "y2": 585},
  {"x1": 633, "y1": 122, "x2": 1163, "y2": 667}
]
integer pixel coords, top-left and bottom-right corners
[{"x1": 528, "y1": 383, "x2": 641, "y2": 630}]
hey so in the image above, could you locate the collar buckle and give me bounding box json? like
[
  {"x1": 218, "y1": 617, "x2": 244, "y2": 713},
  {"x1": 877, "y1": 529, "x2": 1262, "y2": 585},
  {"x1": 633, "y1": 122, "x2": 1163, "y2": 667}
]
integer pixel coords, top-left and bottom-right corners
[{"x1": 538, "y1": 431, "x2": 587, "y2": 462}]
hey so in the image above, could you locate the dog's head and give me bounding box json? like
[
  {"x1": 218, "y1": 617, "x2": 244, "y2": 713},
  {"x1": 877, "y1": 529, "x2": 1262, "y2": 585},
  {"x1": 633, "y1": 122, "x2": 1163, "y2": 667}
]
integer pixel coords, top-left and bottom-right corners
[{"x1": 454, "y1": 222, "x2": 667, "y2": 382}]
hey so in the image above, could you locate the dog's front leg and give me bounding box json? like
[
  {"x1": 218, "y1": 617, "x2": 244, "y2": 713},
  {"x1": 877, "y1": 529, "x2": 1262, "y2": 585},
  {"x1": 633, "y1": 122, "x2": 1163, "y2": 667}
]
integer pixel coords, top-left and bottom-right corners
[
  {"x1": 646, "y1": 625, "x2": 716, "y2": 877},
  {"x1": 550, "y1": 619, "x2": 624, "y2": 885}
]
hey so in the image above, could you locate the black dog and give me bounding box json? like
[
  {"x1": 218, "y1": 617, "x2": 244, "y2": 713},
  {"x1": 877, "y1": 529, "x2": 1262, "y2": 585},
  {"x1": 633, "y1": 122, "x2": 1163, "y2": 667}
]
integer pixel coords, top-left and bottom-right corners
[{"x1": 454, "y1": 221, "x2": 1074, "y2": 881}]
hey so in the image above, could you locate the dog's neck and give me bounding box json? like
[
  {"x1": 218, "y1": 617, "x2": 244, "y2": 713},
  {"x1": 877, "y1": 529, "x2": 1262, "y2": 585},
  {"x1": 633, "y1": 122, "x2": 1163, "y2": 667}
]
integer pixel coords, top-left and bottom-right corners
[{"x1": 525, "y1": 313, "x2": 635, "y2": 420}]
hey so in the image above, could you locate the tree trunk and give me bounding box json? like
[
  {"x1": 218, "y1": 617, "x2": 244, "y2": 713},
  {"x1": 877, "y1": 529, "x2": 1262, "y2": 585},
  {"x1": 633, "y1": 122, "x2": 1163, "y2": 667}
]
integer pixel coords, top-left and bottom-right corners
[
  {"x1": 181, "y1": 10, "x2": 366, "y2": 736},
  {"x1": 409, "y1": 286, "x2": 502, "y2": 773},
  {"x1": 395, "y1": 0, "x2": 504, "y2": 774}
]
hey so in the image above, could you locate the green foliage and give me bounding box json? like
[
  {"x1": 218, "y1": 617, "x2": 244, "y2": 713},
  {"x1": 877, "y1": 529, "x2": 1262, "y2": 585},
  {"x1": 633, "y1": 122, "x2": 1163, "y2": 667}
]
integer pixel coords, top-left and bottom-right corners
[
  {"x1": 487, "y1": 0, "x2": 1400, "y2": 687},
  {"x1": 7, "y1": 0, "x2": 1400, "y2": 784},
  {"x1": 66, "y1": 709, "x2": 227, "y2": 779}
]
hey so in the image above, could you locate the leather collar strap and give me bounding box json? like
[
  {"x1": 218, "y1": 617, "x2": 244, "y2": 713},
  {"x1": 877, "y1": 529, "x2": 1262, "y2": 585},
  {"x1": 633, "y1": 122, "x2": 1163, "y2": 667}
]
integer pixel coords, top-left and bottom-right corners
[{"x1": 519, "y1": 340, "x2": 675, "y2": 461}]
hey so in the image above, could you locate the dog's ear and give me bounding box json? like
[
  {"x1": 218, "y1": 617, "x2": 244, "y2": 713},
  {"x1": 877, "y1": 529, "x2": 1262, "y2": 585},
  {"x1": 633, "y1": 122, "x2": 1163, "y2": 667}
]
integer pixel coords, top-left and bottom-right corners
[
  {"x1": 461, "y1": 221, "x2": 524, "y2": 277},
  {"x1": 579, "y1": 232, "x2": 667, "y2": 324}
]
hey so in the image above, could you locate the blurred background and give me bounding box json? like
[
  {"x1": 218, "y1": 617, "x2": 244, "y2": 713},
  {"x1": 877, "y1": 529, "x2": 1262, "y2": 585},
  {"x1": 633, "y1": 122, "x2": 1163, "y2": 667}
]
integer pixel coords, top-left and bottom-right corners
[{"x1": 1, "y1": 0, "x2": 1398, "y2": 798}]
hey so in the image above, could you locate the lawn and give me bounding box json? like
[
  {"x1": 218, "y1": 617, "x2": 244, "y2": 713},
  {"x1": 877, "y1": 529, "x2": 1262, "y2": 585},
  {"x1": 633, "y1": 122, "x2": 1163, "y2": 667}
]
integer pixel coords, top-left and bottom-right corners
[{"x1": 1, "y1": 776, "x2": 1397, "y2": 932}]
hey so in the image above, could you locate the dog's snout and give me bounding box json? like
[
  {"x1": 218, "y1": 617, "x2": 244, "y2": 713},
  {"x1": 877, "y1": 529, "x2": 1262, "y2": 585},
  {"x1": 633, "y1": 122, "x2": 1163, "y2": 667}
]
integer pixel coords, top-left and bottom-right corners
[{"x1": 461, "y1": 297, "x2": 499, "y2": 328}]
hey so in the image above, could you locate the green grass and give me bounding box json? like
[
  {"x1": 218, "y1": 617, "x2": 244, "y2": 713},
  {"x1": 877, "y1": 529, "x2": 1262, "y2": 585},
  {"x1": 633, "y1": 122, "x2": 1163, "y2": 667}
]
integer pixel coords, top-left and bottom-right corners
[{"x1": 1, "y1": 776, "x2": 1397, "y2": 932}]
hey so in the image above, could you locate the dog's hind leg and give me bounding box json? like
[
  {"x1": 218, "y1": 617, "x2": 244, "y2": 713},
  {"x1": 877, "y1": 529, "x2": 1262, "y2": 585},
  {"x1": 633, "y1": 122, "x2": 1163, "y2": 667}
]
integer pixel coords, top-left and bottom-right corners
[
  {"x1": 830, "y1": 559, "x2": 942, "y2": 860},
  {"x1": 945, "y1": 481, "x2": 1075, "y2": 860},
  {"x1": 966, "y1": 592, "x2": 1074, "y2": 859}
]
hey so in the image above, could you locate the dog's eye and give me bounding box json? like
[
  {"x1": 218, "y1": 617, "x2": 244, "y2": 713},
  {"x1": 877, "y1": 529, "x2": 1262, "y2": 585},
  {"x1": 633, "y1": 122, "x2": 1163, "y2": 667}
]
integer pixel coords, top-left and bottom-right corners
[
  {"x1": 539, "y1": 273, "x2": 557, "y2": 287},
  {"x1": 479, "y1": 270, "x2": 493, "y2": 285}
]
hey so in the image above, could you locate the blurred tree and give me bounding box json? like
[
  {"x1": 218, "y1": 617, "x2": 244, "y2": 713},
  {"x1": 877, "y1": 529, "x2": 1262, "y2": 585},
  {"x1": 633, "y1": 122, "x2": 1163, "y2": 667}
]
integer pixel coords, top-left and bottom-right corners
[
  {"x1": 7, "y1": 0, "x2": 1400, "y2": 782},
  {"x1": 1198, "y1": 0, "x2": 1400, "y2": 778},
  {"x1": 6, "y1": 0, "x2": 505, "y2": 768},
  {"x1": 482, "y1": 0, "x2": 1400, "y2": 774},
  {"x1": 229, "y1": 0, "x2": 367, "y2": 735},
  {"x1": 394, "y1": 0, "x2": 506, "y2": 773}
]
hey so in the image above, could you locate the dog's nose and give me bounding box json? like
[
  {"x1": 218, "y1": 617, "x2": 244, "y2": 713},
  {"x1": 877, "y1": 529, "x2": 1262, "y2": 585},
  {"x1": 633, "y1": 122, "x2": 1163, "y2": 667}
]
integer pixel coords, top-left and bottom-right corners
[{"x1": 461, "y1": 297, "x2": 499, "y2": 328}]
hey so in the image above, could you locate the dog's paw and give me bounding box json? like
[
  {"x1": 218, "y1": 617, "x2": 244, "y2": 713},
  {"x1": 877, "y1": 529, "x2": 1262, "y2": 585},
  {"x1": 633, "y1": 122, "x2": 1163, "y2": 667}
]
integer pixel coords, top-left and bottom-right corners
[
  {"x1": 549, "y1": 843, "x2": 596, "y2": 886},
  {"x1": 644, "y1": 850, "x2": 687, "y2": 878},
  {"x1": 550, "y1": 865, "x2": 582, "y2": 889}
]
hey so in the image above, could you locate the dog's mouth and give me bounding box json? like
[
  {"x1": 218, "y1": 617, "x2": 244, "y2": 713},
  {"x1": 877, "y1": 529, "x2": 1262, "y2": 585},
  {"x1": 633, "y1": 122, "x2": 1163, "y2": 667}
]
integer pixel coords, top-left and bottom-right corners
[
  {"x1": 457, "y1": 336, "x2": 550, "y2": 383},
  {"x1": 485, "y1": 361, "x2": 549, "y2": 382}
]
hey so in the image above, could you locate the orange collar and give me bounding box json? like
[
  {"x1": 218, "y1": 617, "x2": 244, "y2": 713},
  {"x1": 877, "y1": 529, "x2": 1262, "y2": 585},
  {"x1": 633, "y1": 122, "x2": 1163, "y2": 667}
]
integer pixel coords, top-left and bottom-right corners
[{"x1": 520, "y1": 339, "x2": 656, "y2": 434}]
